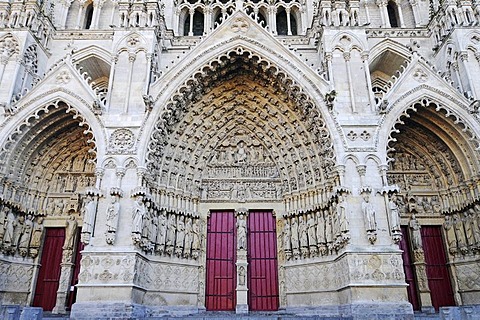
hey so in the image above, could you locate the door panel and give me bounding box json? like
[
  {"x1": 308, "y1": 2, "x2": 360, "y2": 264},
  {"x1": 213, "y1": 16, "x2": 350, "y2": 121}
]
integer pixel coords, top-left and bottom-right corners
[
  {"x1": 33, "y1": 228, "x2": 65, "y2": 311},
  {"x1": 247, "y1": 211, "x2": 279, "y2": 311},
  {"x1": 400, "y1": 226, "x2": 420, "y2": 310},
  {"x1": 205, "y1": 211, "x2": 236, "y2": 310},
  {"x1": 421, "y1": 226, "x2": 455, "y2": 310}
]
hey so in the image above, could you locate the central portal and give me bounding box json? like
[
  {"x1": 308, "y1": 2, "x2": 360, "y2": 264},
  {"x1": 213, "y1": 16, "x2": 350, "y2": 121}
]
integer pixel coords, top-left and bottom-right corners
[{"x1": 205, "y1": 210, "x2": 279, "y2": 312}]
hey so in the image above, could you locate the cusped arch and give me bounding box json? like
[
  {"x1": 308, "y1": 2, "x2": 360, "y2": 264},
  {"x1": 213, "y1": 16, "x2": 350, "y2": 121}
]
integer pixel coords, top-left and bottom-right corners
[{"x1": 1, "y1": 90, "x2": 107, "y2": 163}]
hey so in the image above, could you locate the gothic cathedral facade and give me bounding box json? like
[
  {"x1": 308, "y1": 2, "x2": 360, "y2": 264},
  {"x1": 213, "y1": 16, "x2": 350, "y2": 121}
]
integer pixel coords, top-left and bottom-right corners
[{"x1": 0, "y1": 0, "x2": 479, "y2": 319}]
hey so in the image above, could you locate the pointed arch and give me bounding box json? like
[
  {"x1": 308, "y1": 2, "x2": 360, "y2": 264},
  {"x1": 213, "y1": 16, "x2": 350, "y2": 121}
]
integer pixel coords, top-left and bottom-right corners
[
  {"x1": 138, "y1": 36, "x2": 339, "y2": 213},
  {"x1": 381, "y1": 86, "x2": 480, "y2": 213}
]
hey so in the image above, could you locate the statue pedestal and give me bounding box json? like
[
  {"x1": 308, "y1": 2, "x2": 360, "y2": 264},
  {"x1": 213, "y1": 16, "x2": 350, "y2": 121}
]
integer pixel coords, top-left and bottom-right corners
[{"x1": 236, "y1": 249, "x2": 248, "y2": 314}]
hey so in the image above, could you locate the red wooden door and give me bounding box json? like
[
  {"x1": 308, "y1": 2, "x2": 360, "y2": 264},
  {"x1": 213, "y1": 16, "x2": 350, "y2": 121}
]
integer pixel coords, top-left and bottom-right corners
[
  {"x1": 421, "y1": 226, "x2": 455, "y2": 310},
  {"x1": 400, "y1": 226, "x2": 420, "y2": 310},
  {"x1": 205, "y1": 211, "x2": 236, "y2": 310},
  {"x1": 67, "y1": 229, "x2": 84, "y2": 310},
  {"x1": 247, "y1": 211, "x2": 279, "y2": 311},
  {"x1": 33, "y1": 227, "x2": 65, "y2": 311}
]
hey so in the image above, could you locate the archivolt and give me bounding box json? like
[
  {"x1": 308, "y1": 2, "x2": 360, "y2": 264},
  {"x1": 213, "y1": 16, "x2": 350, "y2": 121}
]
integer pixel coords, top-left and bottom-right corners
[
  {"x1": 0, "y1": 100, "x2": 97, "y2": 177},
  {"x1": 146, "y1": 47, "x2": 336, "y2": 202},
  {"x1": 386, "y1": 97, "x2": 480, "y2": 211}
]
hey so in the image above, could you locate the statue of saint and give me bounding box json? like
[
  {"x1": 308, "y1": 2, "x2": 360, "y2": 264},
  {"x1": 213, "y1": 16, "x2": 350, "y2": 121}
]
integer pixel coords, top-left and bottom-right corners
[
  {"x1": 64, "y1": 215, "x2": 78, "y2": 250},
  {"x1": 236, "y1": 214, "x2": 247, "y2": 250},
  {"x1": 131, "y1": 196, "x2": 145, "y2": 234},
  {"x1": 409, "y1": 215, "x2": 422, "y2": 250},
  {"x1": 362, "y1": 194, "x2": 377, "y2": 232},
  {"x1": 106, "y1": 195, "x2": 120, "y2": 233},
  {"x1": 389, "y1": 194, "x2": 401, "y2": 232}
]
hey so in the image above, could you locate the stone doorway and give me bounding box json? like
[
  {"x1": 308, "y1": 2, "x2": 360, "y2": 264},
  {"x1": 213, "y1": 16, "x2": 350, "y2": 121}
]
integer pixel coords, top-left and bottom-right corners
[{"x1": 205, "y1": 209, "x2": 279, "y2": 312}]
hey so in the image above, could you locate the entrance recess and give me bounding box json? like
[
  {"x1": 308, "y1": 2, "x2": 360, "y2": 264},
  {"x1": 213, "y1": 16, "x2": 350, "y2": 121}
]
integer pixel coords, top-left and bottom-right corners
[
  {"x1": 33, "y1": 228, "x2": 65, "y2": 311},
  {"x1": 205, "y1": 211, "x2": 236, "y2": 310},
  {"x1": 247, "y1": 211, "x2": 279, "y2": 311}
]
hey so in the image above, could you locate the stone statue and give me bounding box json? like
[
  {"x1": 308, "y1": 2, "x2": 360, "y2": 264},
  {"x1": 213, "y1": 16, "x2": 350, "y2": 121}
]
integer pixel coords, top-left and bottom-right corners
[
  {"x1": 30, "y1": 216, "x2": 44, "y2": 248},
  {"x1": 3, "y1": 209, "x2": 16, "y2": 247},
  {"x1": 238, "y1": 266, "x2": 246, "y2": 286},
  {"x1": 409, "y1": 214, "x2": 422, "y2": 250},
  {"x1": 0, "y1": 205, "x2": 9, "y2": 243},
  {"x1": 12, "y1": 214, "x2": 24, "y2": 249},
  {"x1": 236, "y1": 141, "x2": 247, "y2": 164},
  {"x1": 290, "y1": 216, "x2": 299, "y2": 250},
  {"x1": 453, "y1": 213, "x2": 467, "y2": 253},
  {"x1": 362, "y1": 194, "x2": 377, "y2": 231},
  {"x1": 236, "y1": 214, "x2": 247, "y2": 250},
  {"x1": 18, "y1": 214, "x2": 33, "y2": 256},
  {"x1": 106, "y1": 195, "x2": 120, "y2": 233},
  {"x1": 444, "y1": 215, "x2": 457, "y2": 254},
  {"x1": 463, "y1": 210, "x2": 475, "y2": 247},
  {"x1": 131, "y1": 196, "x2": 145, "y2": 234},
  {"x1": 298, "y1": 215, "x2": 308, "y2": 248},
  {"x1": 191, "y1": 219, "x2": 200, "y2": 259},
  {"x1": 389, "y1": 194, "x2": 401, "y2": 232},
  {"x1": 469, "y1": 208, "x2": 480, "y2": 246},
  {"x1": 175, "y1": 216, "x2": 185, "y2": 257},
  {"x1": 64, "y1": 215, "x2": 78, "y2": 250},
  {"x1": 283, "y1": 219, "x2": 291, "y2": 251},
  {"x1": 306, "y1": 214, "x2": 317, "y2": 247},
  {"x1": 53, "y1": 199, "x2": 65, "y2": 216},
  {"x1": 82, "y1": 195, "x2": 96, "y2": 235},
  {"x1": 156, "y1": 210, "x2": 167, "y2": 254},
  {"x1": 183, "y1": 217, "x2": 193, "y2": 258},
  {"x1": 337, "y1": 195, "x2": 349, "y2": 233},
  {"x1": 316, "y1": 210, "x2": 326, "y2": 245},
  {"x1": 166, "y1": 214, "x2": 176, "y2": 254},
  {"x1": 362, "y1": 194, "x2": 377, "y2": 244}
]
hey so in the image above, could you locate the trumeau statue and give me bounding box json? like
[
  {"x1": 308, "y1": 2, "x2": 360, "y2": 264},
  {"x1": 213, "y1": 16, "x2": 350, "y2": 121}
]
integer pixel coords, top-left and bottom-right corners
[
  {"x1": 409, "y1": 215, "x2": 422, "y2": 250},
  {"x1": 64, "y1": 215, "x2": 78, "y2": 250},
  {"x1": 236, "y1": 213, "x2": 247, "y2": 250}
]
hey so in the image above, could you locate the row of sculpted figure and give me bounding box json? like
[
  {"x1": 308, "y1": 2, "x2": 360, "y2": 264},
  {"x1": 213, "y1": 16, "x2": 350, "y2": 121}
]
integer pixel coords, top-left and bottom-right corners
[
  {"x1": 0, "y1": 204, "x2": 44, "y2": 258},
  {"x1": 132, "y1": 196, "x2": 201, "y2": 259},
  {"x1": 444, "y1": 204, "x2": 480, "y2": 255},
  {"x1": 283, "y1": 195, "x2": 350, "y2": 260}
]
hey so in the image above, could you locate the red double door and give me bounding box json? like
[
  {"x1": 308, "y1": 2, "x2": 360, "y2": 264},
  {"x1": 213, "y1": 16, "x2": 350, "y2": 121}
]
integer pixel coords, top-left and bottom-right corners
[
  {"x1": 33, "y1": 228, "x2": 83, "y2": 311},
  {"x1": 400, "y1": 226, "x2": 455, "y2": 311},
  {"x1": 205, "y1": 210, "x2": 279, "y2": 311}
]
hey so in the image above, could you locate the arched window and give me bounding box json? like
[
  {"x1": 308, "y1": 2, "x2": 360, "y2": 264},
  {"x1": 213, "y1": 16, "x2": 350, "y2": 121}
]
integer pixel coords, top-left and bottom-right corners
[
  {"x1": 277, "y1": 9, "x2": 288, "y2": 35},
  {"x1": 387, "y1": 1, "x2": 399, "y2": 27},
  {"x1": 276, "y1": 8, "x2": 298, "y2": 35},
  {"x1": 183, "y1": 9, "x2": 204, "y2": 36},
  {"x1": 84, "y1": 3, "x2": 94, "y2": 29}
]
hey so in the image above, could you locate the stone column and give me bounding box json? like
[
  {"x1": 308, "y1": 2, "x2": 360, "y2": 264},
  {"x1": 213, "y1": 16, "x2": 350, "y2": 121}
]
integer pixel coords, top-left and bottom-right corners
[
  {"x1": 409, "y1": 217, "x2": 434, "y2": 312},
  {"x1": 235, "y1": 209, "x2": 248, "y2": 314}
]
